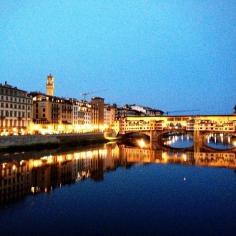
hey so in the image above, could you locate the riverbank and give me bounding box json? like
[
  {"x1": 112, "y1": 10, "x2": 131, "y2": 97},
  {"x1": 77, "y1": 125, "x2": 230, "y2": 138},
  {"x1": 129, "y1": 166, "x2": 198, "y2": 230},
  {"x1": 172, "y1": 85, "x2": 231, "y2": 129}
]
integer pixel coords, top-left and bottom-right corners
[{"x1": 0, "y1": 132, "x2": 108, "y2": 153}]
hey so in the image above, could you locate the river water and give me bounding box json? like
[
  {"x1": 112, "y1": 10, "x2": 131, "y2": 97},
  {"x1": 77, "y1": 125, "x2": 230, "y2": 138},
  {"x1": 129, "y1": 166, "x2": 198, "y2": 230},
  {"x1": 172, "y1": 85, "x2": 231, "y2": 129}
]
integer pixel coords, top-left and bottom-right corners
[{"x1": 0, "y1": 139, "x2": 236, "y2": 235}]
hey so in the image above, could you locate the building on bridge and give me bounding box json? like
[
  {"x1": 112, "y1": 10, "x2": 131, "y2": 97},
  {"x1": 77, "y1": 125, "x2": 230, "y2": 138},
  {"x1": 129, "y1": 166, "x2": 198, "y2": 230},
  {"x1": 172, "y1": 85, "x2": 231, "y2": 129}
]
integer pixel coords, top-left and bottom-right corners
[{"x1": 114, "y1": 115, "x2": 236, "y2": 135}]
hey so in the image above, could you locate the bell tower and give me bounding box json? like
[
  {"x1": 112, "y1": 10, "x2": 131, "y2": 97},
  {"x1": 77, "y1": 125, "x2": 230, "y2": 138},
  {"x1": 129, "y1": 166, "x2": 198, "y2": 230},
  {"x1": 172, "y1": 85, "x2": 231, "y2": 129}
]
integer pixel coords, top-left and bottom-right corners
[{"x1": 46, "y1": 74, "x2": 54, "y2": 96}]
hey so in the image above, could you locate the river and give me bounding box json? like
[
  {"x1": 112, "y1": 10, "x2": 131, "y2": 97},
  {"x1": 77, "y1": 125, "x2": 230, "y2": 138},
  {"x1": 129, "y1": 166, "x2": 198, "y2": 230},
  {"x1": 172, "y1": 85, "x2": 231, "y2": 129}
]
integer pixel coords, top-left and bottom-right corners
[{"x1": 0, "y1": 138, "x2": 235, "y2": 235}]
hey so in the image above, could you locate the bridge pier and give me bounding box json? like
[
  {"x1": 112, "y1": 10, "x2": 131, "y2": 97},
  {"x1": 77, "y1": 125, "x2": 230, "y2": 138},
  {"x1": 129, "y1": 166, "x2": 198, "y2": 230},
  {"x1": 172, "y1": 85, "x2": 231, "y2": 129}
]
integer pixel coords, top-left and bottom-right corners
[
  {"x1": 193, "y1": 130, "x2": 204, "y2": 152},
  {"x1": 150, "y1": 130, "x2": 159, "y2": 143},
  {"x1": 150, "y1": 130, "x2": 162, "y2": 149}
]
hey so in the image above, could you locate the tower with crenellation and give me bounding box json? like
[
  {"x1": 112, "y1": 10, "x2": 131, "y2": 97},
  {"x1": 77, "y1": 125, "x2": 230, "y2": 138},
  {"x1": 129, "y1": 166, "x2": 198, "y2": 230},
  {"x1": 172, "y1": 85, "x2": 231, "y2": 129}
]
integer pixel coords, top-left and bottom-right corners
[{"x1": 46, "y1": 74, "x2": 54, "y2": 96}]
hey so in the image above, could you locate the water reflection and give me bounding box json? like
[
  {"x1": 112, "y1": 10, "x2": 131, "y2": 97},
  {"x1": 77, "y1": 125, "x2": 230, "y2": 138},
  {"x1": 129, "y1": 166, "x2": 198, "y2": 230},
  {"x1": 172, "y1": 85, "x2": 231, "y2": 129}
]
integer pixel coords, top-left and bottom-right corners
[
  {"x1": 207, "y1": 133, "x2": 234, "y2": 150},
  {"x1": 163, "y1": 134, "x2": 193, "y2": 148},
  {"x1": 0, "y1": 142, "x2": 236, "y2": 206},
  {"x1": 162, "y1": 133, "x2": 235, "y2": 150}
]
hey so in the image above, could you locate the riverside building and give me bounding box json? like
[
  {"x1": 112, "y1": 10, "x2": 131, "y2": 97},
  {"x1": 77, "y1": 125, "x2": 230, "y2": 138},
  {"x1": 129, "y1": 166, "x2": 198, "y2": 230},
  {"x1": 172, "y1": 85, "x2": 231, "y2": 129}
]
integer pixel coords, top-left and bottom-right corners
[
  {"x1": 0, "y1": 75, "x2": 116, "y2": 135},
  {"x1": 104, "y1": 104, "x2": 116, "y2": 127},
  {"x1": 30, "y1": 92, "x2": 73, "y2": 125},
  {"x1": 91, "y1": 97, "x2": 104, "y2": 126},
  {"x1": 0, "y1": 82, "x2": 33, "y2": 135}
]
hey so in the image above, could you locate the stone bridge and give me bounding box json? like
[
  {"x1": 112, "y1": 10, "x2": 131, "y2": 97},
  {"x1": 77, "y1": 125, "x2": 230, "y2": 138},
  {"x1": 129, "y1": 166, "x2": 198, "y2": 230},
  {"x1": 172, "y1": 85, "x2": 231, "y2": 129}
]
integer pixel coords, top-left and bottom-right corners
[{"x1": 113, "y1": 115, "x2": 236, "y2": 151}]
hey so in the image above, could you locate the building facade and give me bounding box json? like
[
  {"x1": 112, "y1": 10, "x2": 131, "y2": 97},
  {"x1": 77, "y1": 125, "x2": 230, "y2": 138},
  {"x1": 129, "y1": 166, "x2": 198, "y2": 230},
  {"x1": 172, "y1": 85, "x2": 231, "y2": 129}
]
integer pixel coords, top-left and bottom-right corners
[
  {"x1": 91, "y1": 97, "x2": 104, "y2": 126},
  {"x1": 104, "y1": 104, "x2": 116, "y2": 126},
  {"x1": 115, "y1": 104, "x2": 163, "y2": 119},
  {"x1": 31, "y1": 92, "x2": 73, "y2": 125},
  {"x1": 0, "y1": 82, "x2": 33, "y2": 135}
]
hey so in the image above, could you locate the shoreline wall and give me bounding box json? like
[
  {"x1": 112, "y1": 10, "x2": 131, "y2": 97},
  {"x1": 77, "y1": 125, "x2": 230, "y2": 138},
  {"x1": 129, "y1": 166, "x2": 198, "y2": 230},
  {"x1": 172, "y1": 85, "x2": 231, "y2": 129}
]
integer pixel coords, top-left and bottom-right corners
[{"x1": 0, "y1": 132, "x2": 106, "y2": 150}]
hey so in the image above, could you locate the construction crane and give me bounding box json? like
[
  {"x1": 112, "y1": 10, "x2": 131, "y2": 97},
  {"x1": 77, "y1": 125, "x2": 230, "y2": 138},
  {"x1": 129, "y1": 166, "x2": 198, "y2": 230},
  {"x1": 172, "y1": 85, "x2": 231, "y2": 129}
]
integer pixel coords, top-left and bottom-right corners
[
  {"x1": 164, "y1": 109, "x2": 200, "y2": 115},
  {"x1": 80, "y1": 89, "x2": 107, "y2": 100}
]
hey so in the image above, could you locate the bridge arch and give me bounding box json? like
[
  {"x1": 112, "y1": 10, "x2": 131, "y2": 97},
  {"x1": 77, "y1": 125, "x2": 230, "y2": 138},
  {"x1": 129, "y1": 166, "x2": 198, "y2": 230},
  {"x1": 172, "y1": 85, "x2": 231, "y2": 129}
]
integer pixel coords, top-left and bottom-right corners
[
  {"x1": 201, "y1": 132, "x2": 236, "y2": 152},
  {"x1": 155, "y1": 130, "x2": 194, "y2": 151}
]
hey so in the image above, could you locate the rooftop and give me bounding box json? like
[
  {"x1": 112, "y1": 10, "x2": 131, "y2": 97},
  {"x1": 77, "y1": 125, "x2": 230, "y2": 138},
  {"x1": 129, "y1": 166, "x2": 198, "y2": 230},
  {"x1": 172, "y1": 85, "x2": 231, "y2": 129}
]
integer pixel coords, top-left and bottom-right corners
[{"x1": 0, "y1": 81, "x2": 27, "y2": 93}]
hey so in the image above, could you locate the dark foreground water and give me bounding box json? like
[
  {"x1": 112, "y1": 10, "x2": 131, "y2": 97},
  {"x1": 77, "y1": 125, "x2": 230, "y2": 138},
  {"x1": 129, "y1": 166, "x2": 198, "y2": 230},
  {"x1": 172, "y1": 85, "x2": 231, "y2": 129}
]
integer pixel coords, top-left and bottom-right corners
[{"x1": 0, "y1": 141, "x2": 236, "y2": 236}]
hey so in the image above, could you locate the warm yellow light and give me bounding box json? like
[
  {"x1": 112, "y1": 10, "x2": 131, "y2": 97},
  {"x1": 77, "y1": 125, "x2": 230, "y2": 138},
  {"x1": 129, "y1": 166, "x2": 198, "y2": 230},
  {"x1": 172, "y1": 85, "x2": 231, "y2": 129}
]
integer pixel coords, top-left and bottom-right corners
[
  {"x1": 137, "y1": 139, "x2": 147, "y2": 148},
  {"x1": 12, "y1": 128, "x2": 18, "y2": 134},
  {"x1": 31, "y1": 186, "x2": 35, "y2": 193},
  {"x1": 58, "y1": 125, "x2": 63, "y2": 131},
  {"x1": 1, "y1": 130, "x2": 9, "y2": 136},
  {"x1": 12, "y1": 165, "x2": 17, "y2": 171},
  {"x1": 74, "y1": 153, "x2": 80, "y2": 160},
  {"x1": 66, "y1": 154, "x2": 72, "y2": 160},
  {"x1": 99, "y1": 149, "x2": 107, "y2": 156},
  {"x1": 41, "y1": 155, "x2": 54, "y2": 164},
  {"x1": 33, "y1": 160, "x2": 42, "y2": 167},
  {"x1": 57, "y1": 155, "x2": 63, "y2": 163},
  {"x1": 47, "y1": 157, "x2": 53, "y2": 164},
  {"x1": 86, "y1": 151, "x2": 93, "y2": 158},
  {"x1": 182, "y1": 154, "x2": 187, "y2": 162},
  {"x1": 162, "y1": 152, "x2": 168, "y2": 162}
]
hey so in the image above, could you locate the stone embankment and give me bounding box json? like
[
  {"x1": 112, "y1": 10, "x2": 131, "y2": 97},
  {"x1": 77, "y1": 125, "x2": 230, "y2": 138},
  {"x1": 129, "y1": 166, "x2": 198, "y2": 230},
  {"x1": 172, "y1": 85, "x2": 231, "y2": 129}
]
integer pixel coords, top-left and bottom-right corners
[{"x1": 0, "y1": 132, "x2": 107, "y2": 151}]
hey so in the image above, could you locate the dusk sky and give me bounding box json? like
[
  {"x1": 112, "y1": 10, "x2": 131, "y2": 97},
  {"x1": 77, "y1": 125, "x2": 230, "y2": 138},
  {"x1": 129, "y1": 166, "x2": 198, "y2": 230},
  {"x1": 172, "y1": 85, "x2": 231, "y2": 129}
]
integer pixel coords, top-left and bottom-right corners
[{"x1": 0, "y1": 0, "x2": 236, "y2": 114}]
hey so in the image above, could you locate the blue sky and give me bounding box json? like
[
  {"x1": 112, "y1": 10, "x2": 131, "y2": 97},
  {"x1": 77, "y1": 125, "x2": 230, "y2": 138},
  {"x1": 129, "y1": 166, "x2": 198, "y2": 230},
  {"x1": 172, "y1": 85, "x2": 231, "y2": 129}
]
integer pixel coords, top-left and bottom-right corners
[{"x1": 0, "y1": 0, "x2": 236, "y2": 114}]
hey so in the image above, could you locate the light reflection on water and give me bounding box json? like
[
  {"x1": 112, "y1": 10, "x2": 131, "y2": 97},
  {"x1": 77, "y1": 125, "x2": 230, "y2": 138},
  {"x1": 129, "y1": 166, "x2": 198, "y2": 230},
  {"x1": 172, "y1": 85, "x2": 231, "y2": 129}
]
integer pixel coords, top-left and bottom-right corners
[
  {"x1": 163, "y1": 134, "x2": 193, "y2": 148},
  {"x1": 207, "y1": 133, "x2": 234, "y2": 150},
  {"x1": 0, "y1": 143, "x2": 236, "y2": 235},
  {"x1": 163, "y1": 133, "x2": 235, "y2": 150},
  {"x1": 0, "y1": 143, "x2": 236, "y2": 205}
]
